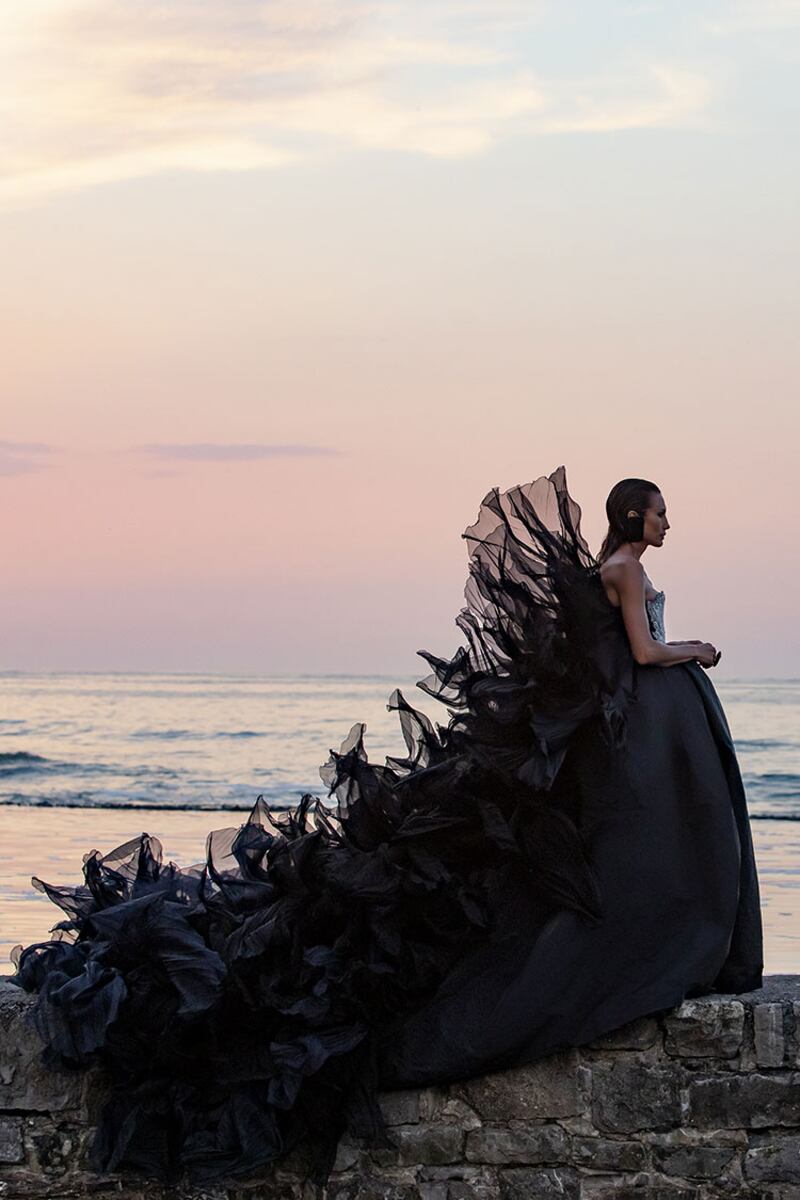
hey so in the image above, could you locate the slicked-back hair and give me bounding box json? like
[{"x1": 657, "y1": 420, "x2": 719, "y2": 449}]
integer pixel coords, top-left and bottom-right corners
[{"x1": 597, "y1": 477, "x2": 661, "y2": 564}]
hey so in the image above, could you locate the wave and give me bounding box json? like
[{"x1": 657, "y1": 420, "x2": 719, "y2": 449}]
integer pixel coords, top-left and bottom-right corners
[
  {"x1": 130, "y1": 729, "x2": 266, "y2": 741},
  {"x1": 0, "y1": 794, "x2": 295, "y2": 812},
  {"x1": 0, "y1": 762, "x2": 796, "y2": 816},
  {"x1": 0, "y1": 755, "x2": 185, "y2": 782},
  {"x1": 744, "y1": 773, "x2": 800, "y2": 797},
  {"x1": 736, "y1": 739, "x2": 797, "y2": 750},
  {"x1": 0, "y1": 752, "x2": 48, "y2": 774},
  {"x1": 1, "y1": 793, "x2": 799, "y2": 818}
]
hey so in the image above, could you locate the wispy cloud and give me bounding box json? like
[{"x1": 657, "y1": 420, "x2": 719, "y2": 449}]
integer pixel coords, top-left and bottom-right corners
[
  {"x1": 0, "y1": 440, "x2": 53, "y2": 477},
  {"x1": 706, "y1": 0, "x2": 800, "y2": 35},
  {"x1": 534, "y1": 65, "x2": 713, "y2": 135},
  {"x1": 138, "y1": 442, "x2": 341, "y2": 462},
  {"x1": 0, "y1": 1, "x2": 714, "y2": 205}
]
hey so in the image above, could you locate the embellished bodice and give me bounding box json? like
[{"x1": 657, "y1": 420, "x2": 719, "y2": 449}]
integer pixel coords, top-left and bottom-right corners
[{"x1": 646, "y1": 590, "x2": 666, "y2": 643}]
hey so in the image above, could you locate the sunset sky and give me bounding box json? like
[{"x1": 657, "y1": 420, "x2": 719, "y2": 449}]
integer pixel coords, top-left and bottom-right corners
[{"x1": 2, "y1": 0, "x2": 798, "y2": 677}]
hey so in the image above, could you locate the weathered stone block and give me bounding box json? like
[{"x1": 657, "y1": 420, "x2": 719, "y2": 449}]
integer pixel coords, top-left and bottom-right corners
[
  {"x1": 744, "y1": 1136, "x2": 800, "y2": 1184},
  {"x1": 465, "y1": 1123, "x2": 567, "y2": 1165},
  {"x1": 755, "y1": 1002, "x2": 786, "y2": 1067},
  {"x1": 652, "y1": 1143, "x2": 737, "y2": 1178},
  {"x1": 580, "y1": 1181, "x2": 698, "y2": 1200},
  {"x1": 418, "y1": 1165, "x2": 500, "y2": 1200},
  {"x1": 428, "y1": 1095, "x2": 481, "y2": 1130},
  {"x1": 177, "y1": 1188, "x2": 235, "y2": 1200},
  {"x1": 499, "y1": 1166, "x2": 579, "y2": 1199},
  {"x1": 0, "y1": 983, "x2": 84, "y2": 1113},
  {"x1": 445, "y1": 1184, "x2": 497, "y2": 1200},
  {"x1": 663, "y1": 999, "x2": 745, "y2": 1059},
  {"x1": 446, "y1": 1182, "x2": 499, "y2": 1200},
  {"x1": 331, "y1": 1135, "x2": 361, "y2": 1173},
  {"x1": 458, "y1": 1051, "x2": 581, "y2": 1121},
  {"x1": 747, "y1": 1188, "x2": 800, "y2": 1200},
  {"x1": 689, "y1": 1073, "x2": 800, "y2": 1128},
  {"x1": 591, "y1": 1062, "x2": 681, "y2": 1132},
  {"x1": 586, "y1": 1016, "x2": 660, "y2": 1050},
  {"x1": 371, "y1": 1123, "x2": 464, "y2": 1167},
  {"x1": 418, "y1": 1185, "x2": 448, "y2": 1200},
  {"x1": 0, "y1": 1116, "x2": 24, "y2": 1163},
  {"x1": 326, "y1": 1179, "x2": 420, "y2": 1200},
  {"x1": 555, "y1": 1113, "x2": 597, "y2": 1137},
  {"x1": 642, "y1": 1128, "x2": 747, "y2": 1149},
  {"x1": 28, "y1": 1121, "x2": 85, "y2": 1174},
  {"x1": 0, "y1": 1170, "x2": 137, "y2": 1199},
  {"x1": 379, "y1": 1089, "x2": 422, "y2": 1126},
  {"x1": 243, "y1": 1183, "x2": 309, "y2": 1200},
  {"x1": 570, "y1": 1135, "x2": 647, "y2": 1172}
]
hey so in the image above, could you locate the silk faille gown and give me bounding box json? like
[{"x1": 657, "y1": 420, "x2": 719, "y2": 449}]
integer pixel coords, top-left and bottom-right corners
[
  {"x1": 12, "y1": 467, "x2": 763, "y2": 1185},
  {"x1": 379, "y1": 587, "x2": 762, "y2": 1087}
]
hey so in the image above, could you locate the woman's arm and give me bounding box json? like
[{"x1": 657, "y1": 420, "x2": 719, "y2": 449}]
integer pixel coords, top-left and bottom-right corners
[{"x1": 605, "y1": 560, "x2": 717, "y2": 667}]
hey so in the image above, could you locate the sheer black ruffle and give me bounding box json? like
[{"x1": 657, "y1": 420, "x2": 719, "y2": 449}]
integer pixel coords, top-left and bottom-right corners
[{"x1": 11, "y1": 468, "x2": 675, "y2": 1183}]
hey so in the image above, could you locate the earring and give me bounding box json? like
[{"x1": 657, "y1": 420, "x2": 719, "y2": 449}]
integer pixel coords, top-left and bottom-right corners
[{"x1": 623, "y1": 513, "x2": 644, "y2": 541}]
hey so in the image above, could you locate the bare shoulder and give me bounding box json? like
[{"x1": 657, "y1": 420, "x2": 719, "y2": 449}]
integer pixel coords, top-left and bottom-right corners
[
  {"x1": 599, "y1": 555, "x2": 645, "y2": 585},
  {"x1": 599, "y1": 556, "x2": 645, "y2": 605}
]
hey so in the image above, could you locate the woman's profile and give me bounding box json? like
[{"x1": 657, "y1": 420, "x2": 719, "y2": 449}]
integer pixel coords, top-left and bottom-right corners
[
  {"x1": 597, "y1": 477, "x2": 720, "y2": 667},
  {"x1": 12, "y1": 467, "x2": 763, "y2": 1186}
]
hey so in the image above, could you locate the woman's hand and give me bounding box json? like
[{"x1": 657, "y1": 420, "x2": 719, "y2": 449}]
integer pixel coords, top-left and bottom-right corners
[{"x1": 693, "y1": 642, "x2": 722, "y2": 668}]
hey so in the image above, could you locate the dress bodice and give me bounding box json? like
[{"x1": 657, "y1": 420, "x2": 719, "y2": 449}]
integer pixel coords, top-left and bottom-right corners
[{"x1": 646, "y1": 590, "x2": 666, "y2": 643}]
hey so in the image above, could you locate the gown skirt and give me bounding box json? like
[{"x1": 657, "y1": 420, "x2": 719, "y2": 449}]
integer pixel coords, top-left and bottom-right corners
[
  {"x1": 380, "y1": 659, "x2": 762, "y2": 1088},
  {"x1": 11, "y1": 468, "x2": 763, "y2": 1185}
]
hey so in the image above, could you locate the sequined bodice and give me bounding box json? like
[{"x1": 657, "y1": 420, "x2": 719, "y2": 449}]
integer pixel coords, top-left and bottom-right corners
[{"x1": 646, "y1": 590, "x2": 666, "y2": 643}]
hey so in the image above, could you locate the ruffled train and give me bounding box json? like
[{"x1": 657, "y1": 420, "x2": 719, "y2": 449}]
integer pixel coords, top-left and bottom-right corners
[{"x1": 11, "y1": 468, "x2": 763, "y2": 1184}]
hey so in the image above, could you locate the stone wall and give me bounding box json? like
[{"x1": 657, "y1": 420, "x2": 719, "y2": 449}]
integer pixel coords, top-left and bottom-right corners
[{"x1": 2, "y1": 976, "x2": 800, "y2": 1199}]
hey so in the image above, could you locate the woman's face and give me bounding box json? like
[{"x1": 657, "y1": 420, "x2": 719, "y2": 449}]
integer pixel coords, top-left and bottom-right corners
[{"x1": 641, "y1": 491, "x2": 670, "y2": 547}]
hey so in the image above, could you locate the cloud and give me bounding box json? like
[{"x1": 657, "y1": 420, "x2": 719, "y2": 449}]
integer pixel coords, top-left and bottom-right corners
[
  {"x1": 534, "y1": 65, "x2": 714, "y2": 135},
  {"x1": 0, "y1": 440, "x2": 53, "y2": 477},
  {"x1": 138, "y1": 442, "x2": 341, "y2": 462},
  {"x1": 0, "y1": 1, "x2": 715, "y2": 205},
  {"x1": 705, "y1": 1, "x2": 800, "y2": 35}
]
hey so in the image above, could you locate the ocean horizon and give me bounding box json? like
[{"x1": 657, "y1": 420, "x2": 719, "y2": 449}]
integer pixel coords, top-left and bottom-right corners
[{"x1": 1, "y1": 672, "x2": 799, "y2": 971}]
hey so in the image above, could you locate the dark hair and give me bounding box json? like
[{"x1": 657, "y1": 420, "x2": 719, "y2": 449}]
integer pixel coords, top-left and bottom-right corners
[{"x1": 597, "y1": 477, "x2": 661, "y2": 564}]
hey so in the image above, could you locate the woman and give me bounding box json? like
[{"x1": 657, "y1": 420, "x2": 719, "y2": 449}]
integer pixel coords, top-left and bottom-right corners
[
  {"x1": 379, "y1": 473, "x2": 762, "y2": 1089},
  {"x1": 13, "y1": 467, "x2": 763, "y2": 1185}
]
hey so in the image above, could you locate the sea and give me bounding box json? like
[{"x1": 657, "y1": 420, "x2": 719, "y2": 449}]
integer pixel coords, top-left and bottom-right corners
[{"x1": 1, "y1": 673, "x2": 798, "y2": 972}]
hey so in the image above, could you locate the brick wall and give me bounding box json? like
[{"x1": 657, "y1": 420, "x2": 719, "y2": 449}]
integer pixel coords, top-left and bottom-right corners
[{"x1": 2, "y1": 976, "x2": 800, "y2": 1199}]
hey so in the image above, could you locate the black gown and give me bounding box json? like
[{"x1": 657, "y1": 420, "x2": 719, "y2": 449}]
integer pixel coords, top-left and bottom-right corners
[{"x1": 11, "y1": 468, "x2": 763, "y2": 1186}]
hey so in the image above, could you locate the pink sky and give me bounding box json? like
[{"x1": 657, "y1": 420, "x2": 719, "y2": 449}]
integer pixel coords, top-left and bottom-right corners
[{"x1": 2, "y1": 1, "x2": 798, "y2": 677}]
